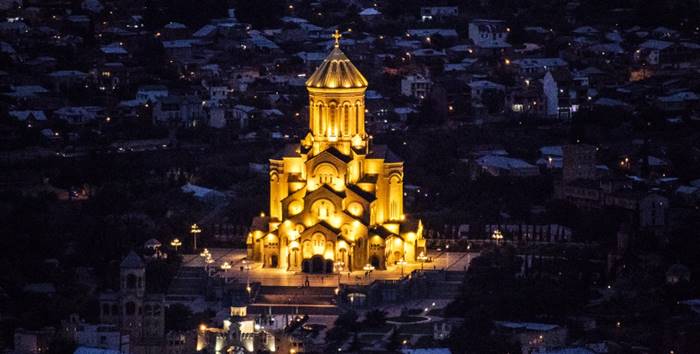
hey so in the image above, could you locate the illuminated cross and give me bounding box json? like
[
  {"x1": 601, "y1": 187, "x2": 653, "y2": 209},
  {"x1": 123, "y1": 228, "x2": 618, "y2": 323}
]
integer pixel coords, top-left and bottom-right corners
[{"x1": 332, "y1": 29, "x2": 342, "y2": 47}]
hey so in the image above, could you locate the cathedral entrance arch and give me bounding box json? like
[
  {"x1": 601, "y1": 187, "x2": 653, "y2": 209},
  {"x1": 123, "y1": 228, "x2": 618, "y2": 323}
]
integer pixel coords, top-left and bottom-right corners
[{"x1": 311, "y1": 255, "x2": 325, "y2": 273}]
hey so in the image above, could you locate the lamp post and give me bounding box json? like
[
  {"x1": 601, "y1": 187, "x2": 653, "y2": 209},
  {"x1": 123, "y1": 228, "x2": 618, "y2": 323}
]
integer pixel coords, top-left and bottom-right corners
[
  {"x1": 397, "y1": 258, "x2": 407, "y2": 277},
  {"x1": 445, "y1": 244, "x2": 450, "y2": 270},
  {"x1": 170, "y1": 238, "x2": 182, "y2": 252},
  {"x1": 417, "y1": 252, "x2": 428, "y2": 271},
  {"x1": 242, "y1": 259, "x2": 251, "y2": 291},
  {"x1": 205, "y1": 255, "x2": 214, "y2": 273},
  {"x1": 220, "y1": 261, "x2": 231, "y2": 272},
  {"x1": 191, "y1": 223, "x2": 202, "y2": 251},
  {"x1": 492, "y1": 229, "x2": 503, "y2": 246}
]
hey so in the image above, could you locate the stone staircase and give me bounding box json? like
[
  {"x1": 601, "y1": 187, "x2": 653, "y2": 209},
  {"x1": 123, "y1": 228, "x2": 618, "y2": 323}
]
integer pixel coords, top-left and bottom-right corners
[
  {"x1": 250, "y1": 286, "x2": 340, "y2": 315},
  {"x1": 165, "y1": 266, "x2": 207, "y2": 302}
]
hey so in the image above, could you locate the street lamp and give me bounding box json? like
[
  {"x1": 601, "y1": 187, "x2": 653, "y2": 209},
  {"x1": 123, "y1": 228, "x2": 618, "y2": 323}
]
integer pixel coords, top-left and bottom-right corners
[
  {"x1": 200, "y1": 248, "x2": 211, "y2": 258},
  {"x1": 191, "y1": 223, "x2": 202, "y2": 251},
  {"x1": 492, "y1": 229, "x2": 503, "y2": 245},
  {"x1": 170, "y1": 238, "x2": 182, "y2": 252},
  {"x1": 397, "y1": 258, "x2": 407, "y2": 277},
  {"x1": 220, "y1": 261, "x2": 231, "y2": 272},
  {"x1": 417, "y1": 252, "x2": 428, "y2": 271}
]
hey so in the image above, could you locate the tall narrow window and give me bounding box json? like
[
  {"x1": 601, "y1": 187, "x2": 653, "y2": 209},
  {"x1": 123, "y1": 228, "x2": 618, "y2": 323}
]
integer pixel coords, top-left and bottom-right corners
[
  {"x1": 328, "y1": 104, "x2": 335, "y2": 136},
  {"x1": 343, "y1": 105, "x2": 350, "y2": 136},
  {"x1": 318, "y1": 104, "x2": 325, "y2": 135}
]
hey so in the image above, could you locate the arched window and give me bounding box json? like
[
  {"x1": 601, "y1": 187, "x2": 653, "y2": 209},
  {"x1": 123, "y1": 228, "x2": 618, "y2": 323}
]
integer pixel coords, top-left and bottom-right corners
[
  {"x1": 111, "y1": 304, "x2": 118, "y2": 315},
  {"x1": 318, "y1": 201, "x2": 329, "y2": 219},
  {"x1": 355, "y1": 102, "x2": 361, "y2": 133},
  {"x1": 102, "y1": 303, "x2": 110, "y2": 316},
  {"x1": 311, "y1": 233, "x2": 326, "y2": 255},
  {"x1": 343, "y1": 104, "x2": 350, "y2": 135},
  {"x1": 329, "y1": 103, "x2": 337, "y2": 136},
  {"x1": 318, "y1": 104, "x2": 325, "y2": 135}
]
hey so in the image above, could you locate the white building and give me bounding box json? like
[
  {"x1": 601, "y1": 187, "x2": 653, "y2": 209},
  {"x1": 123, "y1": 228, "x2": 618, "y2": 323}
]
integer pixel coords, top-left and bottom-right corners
[
  {"x1": 468, "y1": 19, "x2": 510, "y2": 49},
  {"x1": 400, "y1": 74, "x2": 432, "y2": 98}
]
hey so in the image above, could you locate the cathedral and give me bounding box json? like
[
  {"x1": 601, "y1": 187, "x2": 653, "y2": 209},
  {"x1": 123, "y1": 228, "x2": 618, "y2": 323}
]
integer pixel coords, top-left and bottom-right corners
[{"x1": 247, "y1": 32, "x2": 425, "y2": 273}]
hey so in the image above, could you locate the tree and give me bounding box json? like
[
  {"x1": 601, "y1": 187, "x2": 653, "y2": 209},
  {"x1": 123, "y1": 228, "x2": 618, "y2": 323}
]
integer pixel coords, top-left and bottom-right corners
[
  {"x1": 165, "y1": 303, "x2": 194, "y2": 331},
  {"x1": 363, "y1": 309, "x2": 387, "y2": 328},
  {"x1": 385, "y1": 328, "x2": 401, "y2": 352}
]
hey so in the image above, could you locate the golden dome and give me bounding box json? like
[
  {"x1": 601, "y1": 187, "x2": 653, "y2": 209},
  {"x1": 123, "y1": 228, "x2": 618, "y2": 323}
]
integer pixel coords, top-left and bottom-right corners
[{"x1": 305, "y1": 46, "x2": 368, "y2": 89}]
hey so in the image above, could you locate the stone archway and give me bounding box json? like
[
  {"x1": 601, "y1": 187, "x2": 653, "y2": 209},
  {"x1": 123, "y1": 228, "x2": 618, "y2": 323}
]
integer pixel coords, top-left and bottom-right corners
[{"x1": 311, "y1": 255, "x2": 325, "y2": 273}]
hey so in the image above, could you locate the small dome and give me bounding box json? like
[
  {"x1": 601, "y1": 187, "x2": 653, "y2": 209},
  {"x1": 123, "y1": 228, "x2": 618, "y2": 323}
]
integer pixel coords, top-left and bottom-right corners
[{"x1": 305, "y1": 46, "x2": 368, "y2": 89}]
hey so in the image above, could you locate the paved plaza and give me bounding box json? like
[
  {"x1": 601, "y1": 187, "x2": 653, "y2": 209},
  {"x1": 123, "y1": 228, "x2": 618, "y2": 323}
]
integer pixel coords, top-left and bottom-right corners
[{"x1": 180, "y1": 248, "x2": 477, "y2": 287}]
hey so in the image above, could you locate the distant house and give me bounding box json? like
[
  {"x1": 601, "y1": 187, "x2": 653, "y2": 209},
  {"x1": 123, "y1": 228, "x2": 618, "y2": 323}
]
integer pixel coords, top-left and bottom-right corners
[
  {"x1": 420, "y1": 6, "x2": 458, "y2": 22},
  {"x1": 472, "y1": 154, "x2": 539, "y2": 177},
  {"x1": 14, "y1": 328, "x2": 55, "y2": 354},
  {"x1": 511, "y1": 58, "x2": 568, "y2": 77},
  {"x1": 54, "y1": 106, "x2": 101, "y2": 125},
  {"x1": 407, "y1": 28, "x2": 458, "y2": 41},
  {"x1": 232, "y1": 104, "x2": 256, "y2": 128},
  {"x1": 494, "y1": 321, "x2": 567, "y2": 354},
  {"x1": 48, "y1": 70, "x2": 88, "y2": 91},
  {"x1": 152, "y1": 96, "x2": 205, "y2": 127},
  {"x1": 358, "y1": 8, "x2": 382, "y2": 23},
  {"x1": 468, "y1": 19, "x2": 511, "y2": 55},
  {"x1": 162, "y1": 40, "x2": 194, "y2": 61},
  {"x1": 9, "y1": 110, "x2": 47, "y2": 126},
  {"x1": 635, "y1": 40, "x2": 700, "y2": 66},
  {"x1": 100, "y1": 42, "x2": 128, "y2": 60},
  {"x1": 400, "y1": 74, "x2": 432, "y2": 99},
  {"x1": 136, "y1": 85, "x2": 168, "y2": 103}
]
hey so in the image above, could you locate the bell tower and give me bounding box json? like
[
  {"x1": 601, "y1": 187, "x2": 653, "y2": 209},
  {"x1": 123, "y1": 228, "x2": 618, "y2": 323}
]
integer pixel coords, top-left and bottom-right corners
[{"x1": 305, "y1": 30, "x2": 369, "y2": 155}]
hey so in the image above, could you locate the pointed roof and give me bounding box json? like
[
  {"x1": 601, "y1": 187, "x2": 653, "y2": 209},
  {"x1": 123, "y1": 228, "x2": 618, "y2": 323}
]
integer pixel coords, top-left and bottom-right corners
[
  {"x1": 120, "y1": 251, "x2": 145, "y2": 269},
  {"x1": 305, "y1": 46, "x2": 368, "y2": 89}
]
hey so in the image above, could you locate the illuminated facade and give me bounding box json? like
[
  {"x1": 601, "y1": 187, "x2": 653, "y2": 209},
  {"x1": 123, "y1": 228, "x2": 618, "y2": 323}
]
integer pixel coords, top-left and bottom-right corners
[{"x1": 248, "y1": 32, "x2": 425, "y2": 273}]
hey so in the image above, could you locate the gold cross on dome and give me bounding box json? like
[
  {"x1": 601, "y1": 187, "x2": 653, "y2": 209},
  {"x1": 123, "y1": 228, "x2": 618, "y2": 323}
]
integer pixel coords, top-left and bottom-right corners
[{"x1": 332, "y1": 29, "x2": 342, "y2": 47}]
